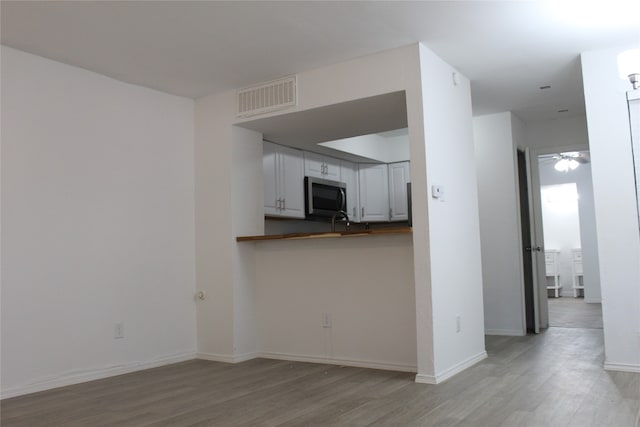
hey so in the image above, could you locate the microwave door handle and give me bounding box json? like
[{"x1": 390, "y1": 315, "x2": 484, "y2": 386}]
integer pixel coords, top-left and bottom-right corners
[{"x1": 338, "y1": 188, "x2": 346, "y2": 211}]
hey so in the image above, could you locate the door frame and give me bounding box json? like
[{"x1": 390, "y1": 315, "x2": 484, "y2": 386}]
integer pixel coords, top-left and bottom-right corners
[
  {"x1": 526, "y1": 147, "x2": 545, "y2": 331},
  {"x1": 527, "y1": 143, "x2": 590, "y2": 330},
  {"x1": 517, "y1": 148, "x2": 539, "y2": 333}
]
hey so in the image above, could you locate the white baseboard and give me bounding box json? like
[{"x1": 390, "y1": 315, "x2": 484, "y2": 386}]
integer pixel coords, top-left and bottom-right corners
[
  {"x1": 604, "y1": 362, "x2": 640, "y2": 373},
  {"x1": 196, "y1": 352, "x2": 256, "y2": 364},
  {"x1": 415, "y1": 350, "x2": 488, "y2": 385},
  {"x1": 0, "y1": 351, "x2": 196, "y2": 400},
  {"x1": 414, "y1": 373, "x2": 437, "y2": 384},
  {"x1": 485, "y1": 329, "x2": 525, "y2": 336},
  {"x1": 257, "y1": 351, "x2": 417, "y2": 373}
]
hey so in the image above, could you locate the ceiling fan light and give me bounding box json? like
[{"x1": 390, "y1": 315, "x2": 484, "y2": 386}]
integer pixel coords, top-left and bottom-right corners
[
  {"x1": 568, "y1": 159, "x2": 580, "y2": 170},
  {"x1": 555, "y1": 158, "x2": 569, "y2": 172},
  {"x1": 618, "y1": 49, "x2": 640, "y2": 89}
]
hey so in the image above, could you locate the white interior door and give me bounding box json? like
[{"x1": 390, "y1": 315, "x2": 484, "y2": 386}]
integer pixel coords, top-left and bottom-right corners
[{"x1": 526, "y1": 147, "x2": 548, "y2": 330}]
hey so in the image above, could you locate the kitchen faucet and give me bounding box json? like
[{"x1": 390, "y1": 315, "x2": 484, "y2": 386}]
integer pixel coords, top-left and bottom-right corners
[{"x1": 331, "y1": 210, "x2": 351, "y2": 232}]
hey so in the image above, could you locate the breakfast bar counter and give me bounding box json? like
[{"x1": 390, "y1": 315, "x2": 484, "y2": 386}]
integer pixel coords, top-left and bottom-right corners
[{"x1": 236, "y1": 227, "x2": 412, "y2": 242}]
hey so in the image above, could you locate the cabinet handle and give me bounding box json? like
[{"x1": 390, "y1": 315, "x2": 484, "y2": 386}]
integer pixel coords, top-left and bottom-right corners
[
  {"x1": 361, "y1": 207, "x2": 365, "y2": 217},
  {"x1": 389, "y1": 208, "x2": 392, "y2": 219},
  {"x1": 353, "y1": 207, "x2": 356, "y2": 217},
  {"x1": 276, "y1": 198, "x2": 281, "y2": 209},
  {"x1": 282, "y1": 198, "x2": 286, "y2": 210}
]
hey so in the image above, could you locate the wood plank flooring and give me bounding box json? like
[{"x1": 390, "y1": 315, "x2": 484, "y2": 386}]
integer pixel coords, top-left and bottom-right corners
[
  {"x1": 2, "y1": 328, "x2": 639, "y2": 426},
  {"x1": 548, "y1": 297, "x2": 603, "y2": 329}
]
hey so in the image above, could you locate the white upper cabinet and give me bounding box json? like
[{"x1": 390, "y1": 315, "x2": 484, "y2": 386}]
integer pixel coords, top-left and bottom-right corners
[
  {"x1": 388, "y1": 161, "x2": 411, "y2": 221},
  {"x1": 265, "y1": 143, "x2": 410, "y2": 224},
  {"x1": 358, "y1": 163, "x2": 390, "y2": 222},
  {"x1": 263, "y1": 141, "x2": 305, "y2": 218},
  {"x1": 263, "y1": 141, "x2": 279, "y2": 216},
  {"x1": 340, "y1": 160, "x2": 360, "y2": 223},
  {"x1": 304, "y1": 152, "x2": 341, "y2": 181}
]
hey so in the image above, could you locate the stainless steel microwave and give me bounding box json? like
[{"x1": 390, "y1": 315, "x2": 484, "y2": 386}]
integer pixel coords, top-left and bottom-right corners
[{"x1": 304, "y1": 177, "x2": 347, "y2": 218}]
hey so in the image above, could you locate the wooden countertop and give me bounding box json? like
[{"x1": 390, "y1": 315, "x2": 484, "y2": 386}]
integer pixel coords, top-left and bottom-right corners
[{"x1": 236, "y1": 227, "x2": 412, "y2": 242}]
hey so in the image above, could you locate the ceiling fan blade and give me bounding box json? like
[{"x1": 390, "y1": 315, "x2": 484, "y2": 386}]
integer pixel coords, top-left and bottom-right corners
[{"x1": 575, "y1": 157, "x2": 590, "y2": 164}]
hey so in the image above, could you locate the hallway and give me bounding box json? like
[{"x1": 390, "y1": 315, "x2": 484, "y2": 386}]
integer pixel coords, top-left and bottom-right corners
[{"x1": 548, "y1": 297, "x2": 603, "y2": 329}]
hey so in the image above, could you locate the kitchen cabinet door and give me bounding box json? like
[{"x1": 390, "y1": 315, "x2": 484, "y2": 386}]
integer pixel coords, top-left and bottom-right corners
[
  {"x1": 304, "y1": 152, "x2": 341, "y2": 181},
  {"x1": 303, "y1": 152, "x2": 325, "y2": 178},
  {"x1": 340, "y1": 160, "x2": 360, "y2": 222},
  {"x1": 323, "y1": 156, "x2": 341, "y2": 181},
  {"x1": 263, "y1": 141, "x2": 280, "y2": 216},
  {"x1": 358, "y1": 163, "x2": 389, "y2": 222},
  {"x1": 279, "y1": 145, "x2": 305, "y2": 218},
  {"x1": 388, "y1": 161, "x2": 411, "y2": 221},
  {"x1": 263, "y1": 141, "x2": 305, "y2": 219}
]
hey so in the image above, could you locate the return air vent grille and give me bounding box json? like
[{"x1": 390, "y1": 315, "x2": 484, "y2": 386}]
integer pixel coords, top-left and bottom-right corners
[{"x1": 237, "y1": 76, "x2": 297, "y2": 117}]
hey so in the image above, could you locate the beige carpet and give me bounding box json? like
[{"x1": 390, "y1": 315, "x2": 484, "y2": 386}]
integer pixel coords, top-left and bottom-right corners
[{"x1": 548, "y1": 297, "x2": 603, "y2": 329}]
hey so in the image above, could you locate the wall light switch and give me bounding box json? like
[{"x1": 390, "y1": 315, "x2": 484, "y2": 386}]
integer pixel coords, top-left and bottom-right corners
[{"x1": 432, "y1": 185, "x2": 445, "y2": 201}]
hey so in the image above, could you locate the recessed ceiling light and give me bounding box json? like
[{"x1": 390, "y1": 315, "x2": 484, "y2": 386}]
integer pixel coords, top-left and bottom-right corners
[{"x1": 539, "y1": 85, "x2": 551, "y2": 90}]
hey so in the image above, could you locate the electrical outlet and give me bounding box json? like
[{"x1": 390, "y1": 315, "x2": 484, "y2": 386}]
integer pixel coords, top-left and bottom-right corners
[
  {"x1": 456, "y1": 315, "x2": 461, "y2": 333},
  {"x1": 322, "y1": 313, "x2": 332, "y2": 328},
  {"x1": 114, "y1": 322, "x2": 124, "y2": 339}
]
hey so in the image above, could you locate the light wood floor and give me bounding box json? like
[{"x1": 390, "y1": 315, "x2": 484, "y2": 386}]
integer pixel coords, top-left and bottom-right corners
[
  {"x1": 2, "y1": 328, "x2": 639, "y2": 426},
  {"x1": 548, "y1": 297, "x2": 603, "y2": 329}
]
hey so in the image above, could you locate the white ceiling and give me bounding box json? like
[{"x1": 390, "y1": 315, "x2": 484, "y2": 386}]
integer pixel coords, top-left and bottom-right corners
[
  {"x1": 2, "y1": 1, "x2": 639, "y2": 123},
  {"x1": 240, "y1": 91, "x2": 407, "y2": 160}
]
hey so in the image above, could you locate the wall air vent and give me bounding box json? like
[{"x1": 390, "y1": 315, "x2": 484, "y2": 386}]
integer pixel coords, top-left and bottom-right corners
[{"x1": 236, "y1": 75, "x2": 297, "y2": 118}]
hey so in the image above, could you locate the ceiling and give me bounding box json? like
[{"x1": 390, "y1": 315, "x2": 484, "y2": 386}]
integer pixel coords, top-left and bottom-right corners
[
  {"x1": 240, "y1": 91, "x2": 407, "y2": 161},
  {"x1": 2, "y1": 1, "x2": 639, "y2": 123}
]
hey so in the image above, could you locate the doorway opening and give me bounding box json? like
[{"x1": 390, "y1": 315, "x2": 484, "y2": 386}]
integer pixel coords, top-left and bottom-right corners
[{"x1": 536, "y1": 151, "x2": 603, "y2": 329}]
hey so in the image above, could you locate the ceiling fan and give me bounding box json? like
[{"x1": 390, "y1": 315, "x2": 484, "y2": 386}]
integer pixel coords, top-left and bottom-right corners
[{"x1": 539, "y1": 151, "x2": 590, "y2": 172}]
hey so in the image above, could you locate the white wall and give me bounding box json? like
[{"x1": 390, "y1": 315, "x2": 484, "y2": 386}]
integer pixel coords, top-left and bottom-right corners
[
  {"x1": 1, "y1": 47, "x2": 197, "y2": 397},
  {"x1": 231, "y1": 126, "x2": 263, "y2": 359},
  {"x1": 381, "y1": 128, "x2": 411, "y2": 162},
  {"x1": 526, "y1": 116, "x2": 589, "y2": 150},
  {"x1": 255, "y1": 235, "x2": 416, "y2": 371},
  {"x1": 320, "y1": 129, "x2": 410, "y2": 163},
  {"x1": 582, "y1": 45, "x2": 640, "y2": 371},
  {"x1": 195, "y1": 43, "x2": 486, "y2": 383},
  {"x1": 538, "y1": 161, "x2": 601, "y2": 301},
  {"x1": 473, "y1": 112, "x2": 525, "y2": 336},
  {"x1": 195, "y1": 45, "x2": 428, "y2": 368},
  {"x1": 194, "y1": 91, "x2": 237, "y2": 360},
  {"x1": 418, "y1": 45, "x2": 486, "y2": 382}
]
